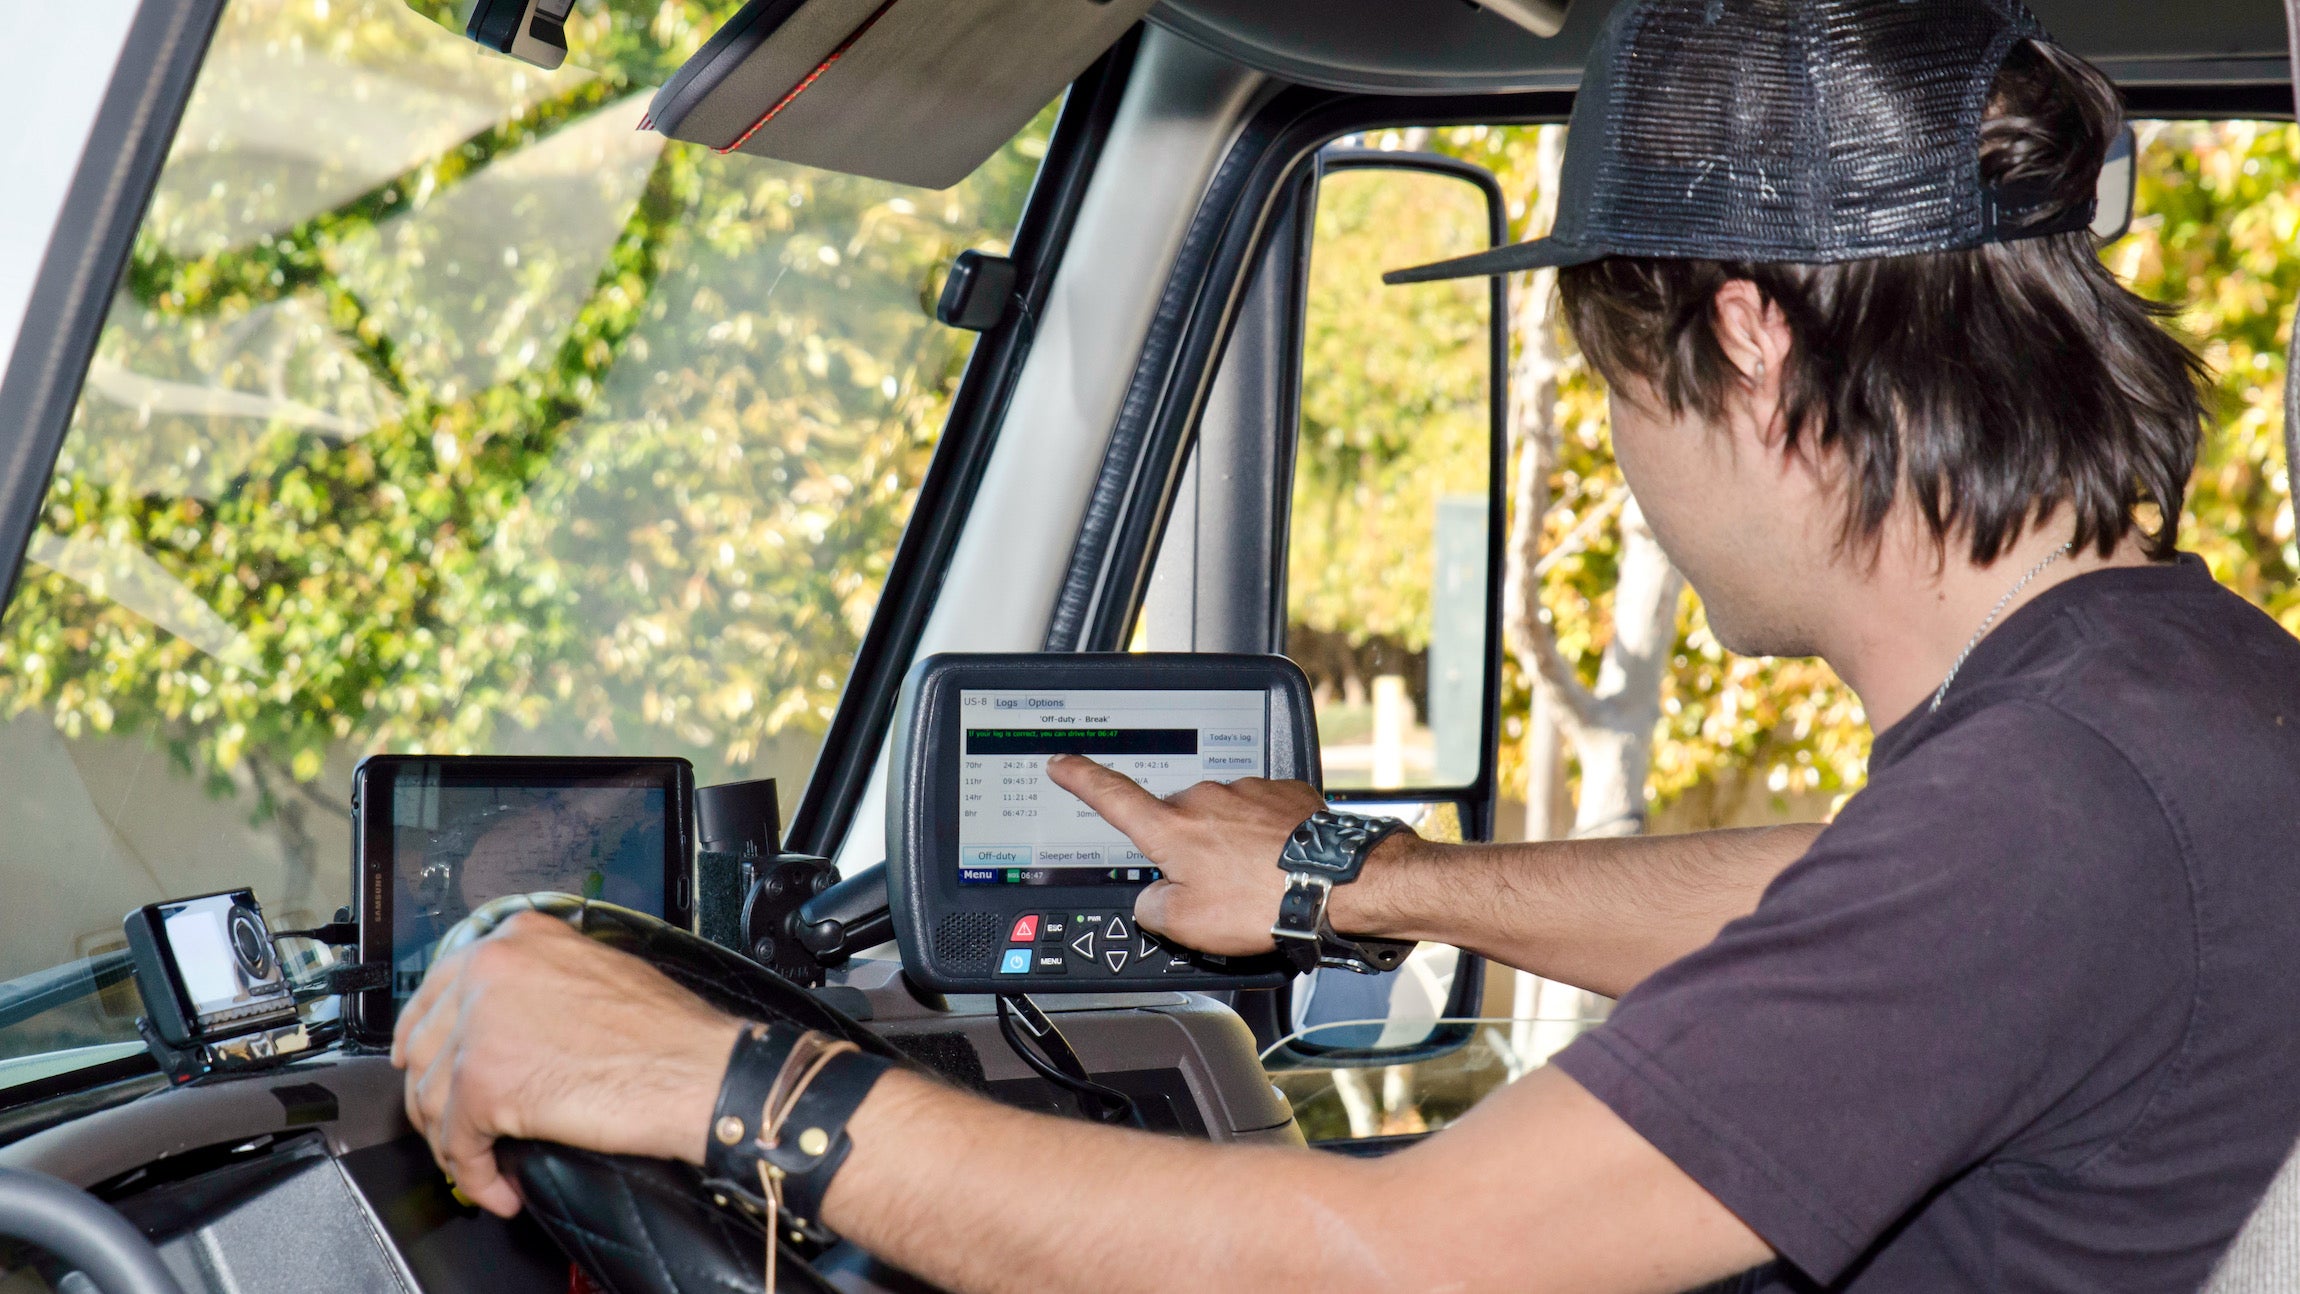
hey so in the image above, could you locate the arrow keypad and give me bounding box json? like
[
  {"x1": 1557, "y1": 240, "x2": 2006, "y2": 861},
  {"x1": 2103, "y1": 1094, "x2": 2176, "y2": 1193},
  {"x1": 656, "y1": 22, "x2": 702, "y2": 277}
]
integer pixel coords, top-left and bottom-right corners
[{"x1": 998, "y1": 909, "x2": 1199, "y2": 980}]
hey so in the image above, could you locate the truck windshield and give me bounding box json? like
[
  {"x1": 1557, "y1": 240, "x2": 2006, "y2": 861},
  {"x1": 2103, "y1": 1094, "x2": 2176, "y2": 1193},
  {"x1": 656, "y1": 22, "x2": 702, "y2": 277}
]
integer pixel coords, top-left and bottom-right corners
[{"x1": 0, "y1": 0, "x2": 1051, "y2": 1085}]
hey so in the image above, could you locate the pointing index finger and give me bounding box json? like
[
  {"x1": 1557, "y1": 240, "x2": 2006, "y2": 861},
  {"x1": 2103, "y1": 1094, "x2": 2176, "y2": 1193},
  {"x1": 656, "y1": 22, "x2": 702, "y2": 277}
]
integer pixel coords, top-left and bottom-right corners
[{"x1": 1044, "y1": 754, "x2": 1175, "y2": 846}]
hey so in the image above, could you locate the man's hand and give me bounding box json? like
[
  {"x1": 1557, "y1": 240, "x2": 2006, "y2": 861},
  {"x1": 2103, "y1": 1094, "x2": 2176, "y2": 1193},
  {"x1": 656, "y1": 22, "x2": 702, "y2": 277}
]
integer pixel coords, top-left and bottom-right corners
[
  {"x1": 1043, "y1": 755, "x2": 1418, "y2": 956},
  {"x1": 390, "y1": 912, "x2": 744, "y2": 1217}
]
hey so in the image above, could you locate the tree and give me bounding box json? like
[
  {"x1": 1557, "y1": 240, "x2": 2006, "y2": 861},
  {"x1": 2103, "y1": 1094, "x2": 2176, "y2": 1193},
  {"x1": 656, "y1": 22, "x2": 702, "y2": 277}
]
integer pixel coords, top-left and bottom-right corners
[{"x1": 0, "y1": 0, "x2": 1053, "y2": 814}]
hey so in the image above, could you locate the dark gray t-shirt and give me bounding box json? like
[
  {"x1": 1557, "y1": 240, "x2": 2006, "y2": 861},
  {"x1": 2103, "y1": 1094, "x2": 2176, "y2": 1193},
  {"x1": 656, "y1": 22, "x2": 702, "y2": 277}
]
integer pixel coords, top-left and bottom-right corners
[{"x1": 1552, "y1": 556, "x2": 2300, "y2": 1291}]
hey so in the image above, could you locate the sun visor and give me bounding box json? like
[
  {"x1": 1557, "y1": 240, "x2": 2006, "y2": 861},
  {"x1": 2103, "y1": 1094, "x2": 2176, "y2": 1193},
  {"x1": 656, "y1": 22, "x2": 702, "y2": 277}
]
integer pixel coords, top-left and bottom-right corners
[{"x1": 645, "y1": 0, "x2": 1155, "y2": 189}]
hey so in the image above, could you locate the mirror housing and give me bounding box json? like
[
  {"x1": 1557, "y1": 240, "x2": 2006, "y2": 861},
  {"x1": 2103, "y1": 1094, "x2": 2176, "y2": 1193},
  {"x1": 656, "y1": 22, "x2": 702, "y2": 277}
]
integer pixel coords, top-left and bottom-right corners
[
  {"x1": 1260, "y1": 149, "x2": 1515, "y2": 1071},
  {"x1": 2093, "y1": 123, "x2": 2138, "y2": 243}
]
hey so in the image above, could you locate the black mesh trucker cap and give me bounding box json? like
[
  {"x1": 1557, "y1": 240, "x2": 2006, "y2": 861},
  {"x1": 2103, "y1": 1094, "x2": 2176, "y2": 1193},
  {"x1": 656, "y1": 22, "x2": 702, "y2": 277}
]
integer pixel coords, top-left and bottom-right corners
[{"x1": 1386, "y1": 0, "x2": 2097, "y2": 284}]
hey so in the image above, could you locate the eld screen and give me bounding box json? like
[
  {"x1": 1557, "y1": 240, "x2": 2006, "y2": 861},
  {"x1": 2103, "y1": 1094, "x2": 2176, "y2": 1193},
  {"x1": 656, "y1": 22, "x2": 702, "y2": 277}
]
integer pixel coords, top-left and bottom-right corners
[
  {"x1": 957, "y1": 689, "x2": 1266, "y2": 886},
  {"x1": 384, "y1": 764, "x2": 670, "y2": 998}
]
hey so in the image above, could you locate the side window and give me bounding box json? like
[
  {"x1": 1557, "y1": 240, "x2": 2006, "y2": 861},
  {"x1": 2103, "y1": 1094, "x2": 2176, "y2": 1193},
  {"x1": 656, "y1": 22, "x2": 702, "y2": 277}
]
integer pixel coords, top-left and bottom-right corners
[{"x1": 0, "y1": 0, "x2": 1051, "y2": 1067}]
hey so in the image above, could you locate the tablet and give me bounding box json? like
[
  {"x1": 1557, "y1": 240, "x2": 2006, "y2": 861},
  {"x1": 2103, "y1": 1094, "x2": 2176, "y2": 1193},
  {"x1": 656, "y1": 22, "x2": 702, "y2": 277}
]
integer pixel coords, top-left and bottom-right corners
[{"x1": 349, "y1": 755, "x2": 694, "y2": 1039}]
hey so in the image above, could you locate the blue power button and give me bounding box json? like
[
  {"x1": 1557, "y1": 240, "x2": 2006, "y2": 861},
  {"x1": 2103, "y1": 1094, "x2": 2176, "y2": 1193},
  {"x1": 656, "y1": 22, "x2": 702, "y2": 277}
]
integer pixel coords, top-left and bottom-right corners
[{"x1": 999, "y1": 948, "x2": 1034, "y2": 975}]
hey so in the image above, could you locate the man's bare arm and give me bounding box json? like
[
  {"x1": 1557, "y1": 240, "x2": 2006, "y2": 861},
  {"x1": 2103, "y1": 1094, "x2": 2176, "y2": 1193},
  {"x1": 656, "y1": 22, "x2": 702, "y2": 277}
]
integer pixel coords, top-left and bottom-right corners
[
  {"x1": 823, "y1": 1062, "x2": 1770, "y2": 1294},
  {"x1": 393, "y1": 915, "x2": 1776, "y2": 1294},
  {"x1": 1045, "y1": 756, "x2": 1819, "y2": 998},
  {"x1": 1344, "y1": 822, "x2": 1821, "y2": 998}
]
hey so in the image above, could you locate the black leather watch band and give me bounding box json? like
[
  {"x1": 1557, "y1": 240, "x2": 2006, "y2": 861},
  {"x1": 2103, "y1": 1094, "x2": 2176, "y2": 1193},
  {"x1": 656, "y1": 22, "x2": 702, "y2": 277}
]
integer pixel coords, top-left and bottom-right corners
[{"x1": 1271, "y1": 811, "x2": 1417, "y2": 975}]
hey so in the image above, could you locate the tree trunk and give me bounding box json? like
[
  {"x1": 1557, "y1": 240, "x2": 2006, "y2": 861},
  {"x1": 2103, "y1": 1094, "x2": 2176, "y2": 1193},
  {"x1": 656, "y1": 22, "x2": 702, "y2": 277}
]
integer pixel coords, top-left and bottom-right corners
[
  {"x1": 1563, "y1": 496, "x2": 1683, "y2": 837},
  {"x1": 1496, "y1": 125, "x2": 1687, "y2": 1062}
]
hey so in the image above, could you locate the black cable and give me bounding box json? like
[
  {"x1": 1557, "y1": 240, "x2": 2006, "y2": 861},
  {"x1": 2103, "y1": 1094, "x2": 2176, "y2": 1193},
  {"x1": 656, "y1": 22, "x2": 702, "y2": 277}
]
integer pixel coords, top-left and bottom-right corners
[{"x1": 994, "y1": 994, "x2": 1142, "y2": 1127}]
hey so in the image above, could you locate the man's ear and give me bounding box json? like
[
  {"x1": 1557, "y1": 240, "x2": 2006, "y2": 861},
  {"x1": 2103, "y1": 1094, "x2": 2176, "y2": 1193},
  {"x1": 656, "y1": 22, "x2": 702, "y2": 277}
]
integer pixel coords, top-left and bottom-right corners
[{"x1": 1710, "y1": 280, "x2": 1795, "y2": 449}]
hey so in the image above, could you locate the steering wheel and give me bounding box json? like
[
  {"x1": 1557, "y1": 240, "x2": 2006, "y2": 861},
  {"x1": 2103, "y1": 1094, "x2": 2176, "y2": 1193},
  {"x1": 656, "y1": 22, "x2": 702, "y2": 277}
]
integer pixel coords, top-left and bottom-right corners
[
  {"x1": 0, "y1": 1167, "x2": 186, "y2": 1294},
  {"x1": 434, "y1": 893, "x2": 925, "y2": 1294}
]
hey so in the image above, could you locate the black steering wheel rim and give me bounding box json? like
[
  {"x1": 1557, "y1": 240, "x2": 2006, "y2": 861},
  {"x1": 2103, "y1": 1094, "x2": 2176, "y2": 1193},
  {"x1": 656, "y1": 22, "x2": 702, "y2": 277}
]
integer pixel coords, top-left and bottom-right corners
[
  {"x1": 434, "y1": 893, "x2": 911, "y2": 1294},
  {"x1": 0, "y1": 1166, "x2": 186, "y2": 1294}
]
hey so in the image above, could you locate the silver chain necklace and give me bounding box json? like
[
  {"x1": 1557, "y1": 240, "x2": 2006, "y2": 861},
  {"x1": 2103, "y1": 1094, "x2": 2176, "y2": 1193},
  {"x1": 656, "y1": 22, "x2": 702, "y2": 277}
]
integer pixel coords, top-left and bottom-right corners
[{"x1": 1928, "y1": 540, "x2": 2074, "y2": 714}]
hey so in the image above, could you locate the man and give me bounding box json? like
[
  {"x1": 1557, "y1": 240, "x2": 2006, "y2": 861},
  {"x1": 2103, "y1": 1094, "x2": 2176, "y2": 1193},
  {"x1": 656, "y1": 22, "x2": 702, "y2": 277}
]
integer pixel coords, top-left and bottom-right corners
[{"x1": 391, "y1": 0, "x2": 2300, "y2": 1288}]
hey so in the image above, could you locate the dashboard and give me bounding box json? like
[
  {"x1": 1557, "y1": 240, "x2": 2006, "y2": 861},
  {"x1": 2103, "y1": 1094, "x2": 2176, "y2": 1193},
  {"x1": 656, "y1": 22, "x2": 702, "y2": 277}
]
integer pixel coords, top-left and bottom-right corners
[
  {"x1": 0, "y1": 653, "x2": 1334, "y2": 1291},
  {"x1": 0, "y1": 961, "x2": 1299, "y2": 1293}
]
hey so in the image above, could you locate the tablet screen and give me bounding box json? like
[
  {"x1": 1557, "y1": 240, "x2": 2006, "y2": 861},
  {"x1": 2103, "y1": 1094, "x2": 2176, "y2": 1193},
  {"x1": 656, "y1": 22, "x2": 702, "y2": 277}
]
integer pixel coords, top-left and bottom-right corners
[{"x1": 368, "y1": 759, "x2": 682, "y2": 1000}]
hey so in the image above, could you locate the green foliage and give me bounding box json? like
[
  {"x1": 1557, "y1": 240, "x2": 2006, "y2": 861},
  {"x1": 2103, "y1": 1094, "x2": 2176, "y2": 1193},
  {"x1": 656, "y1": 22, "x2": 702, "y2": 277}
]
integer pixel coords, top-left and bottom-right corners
[
  {"x1": 2119, "y1": 121, "x2": 2300, "y2": 627},
  {"x1": 0, "y1": 0, "x2": 1051, "y2": 798}
]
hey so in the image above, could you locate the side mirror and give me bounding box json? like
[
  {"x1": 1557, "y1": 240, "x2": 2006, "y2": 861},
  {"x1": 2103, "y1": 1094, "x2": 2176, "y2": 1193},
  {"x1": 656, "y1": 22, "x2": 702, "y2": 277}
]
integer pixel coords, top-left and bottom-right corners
[
  {"x1": 2093, "y1": 123, "x2": 2137, "y2": 243},
  {"x1": 1265, "y1": 146, "x2": 1511, "y2": 1071},
  {"x1": 405, "y1": 0, "x2": 574, "y2": 70}
]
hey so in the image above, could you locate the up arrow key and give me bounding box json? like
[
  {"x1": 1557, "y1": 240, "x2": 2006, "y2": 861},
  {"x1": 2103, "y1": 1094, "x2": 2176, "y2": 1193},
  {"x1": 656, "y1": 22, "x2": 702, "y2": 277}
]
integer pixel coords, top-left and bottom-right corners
[
  {"x1": 1104, "y1": 915, "x2": 1131, "y2": 942},
  {"x1": 1104, "y1": 948, "x2": 1130, "y2": 973}
]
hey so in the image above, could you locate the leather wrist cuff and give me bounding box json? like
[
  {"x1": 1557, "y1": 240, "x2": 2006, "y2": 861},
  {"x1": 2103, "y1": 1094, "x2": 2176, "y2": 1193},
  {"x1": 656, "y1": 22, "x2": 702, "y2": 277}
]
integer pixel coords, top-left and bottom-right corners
[
  {"x1": 701, "y1": 1021, "x2": 892, "y2": 1233},
  {"x1": 1271, "y1": 811, "x2": 1418, "y2": 976},
  {"x1": 704, "y1": 1020, "x2": 804, "y2": 1202},
  {"x1": 758, "y1": 1047, "x2": 892, "y2": 1226}
]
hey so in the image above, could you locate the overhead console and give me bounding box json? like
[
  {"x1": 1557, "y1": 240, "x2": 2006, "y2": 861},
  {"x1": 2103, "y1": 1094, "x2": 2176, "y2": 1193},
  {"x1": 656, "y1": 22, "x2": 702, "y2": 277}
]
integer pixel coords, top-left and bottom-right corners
[
  {"x1": 888, "y1": 653, "x2": 1311, "y2": 993},
  {"x1": 644, "y1": 0, "x2": 1157, "y2": 189}
]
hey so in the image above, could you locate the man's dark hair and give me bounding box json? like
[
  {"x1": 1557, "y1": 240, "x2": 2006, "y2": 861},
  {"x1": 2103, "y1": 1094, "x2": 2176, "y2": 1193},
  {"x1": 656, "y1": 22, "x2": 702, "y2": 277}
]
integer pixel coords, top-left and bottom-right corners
[{"x1": 1560, "y1": 42, "x2": 2208, "y2": 565}]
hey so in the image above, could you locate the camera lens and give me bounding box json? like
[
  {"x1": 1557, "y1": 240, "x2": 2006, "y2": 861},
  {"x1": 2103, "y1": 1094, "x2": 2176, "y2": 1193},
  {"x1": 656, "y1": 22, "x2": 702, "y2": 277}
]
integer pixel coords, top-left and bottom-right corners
[{"x1": 228, "y1": 906, "x2": 274, "y2": 979}]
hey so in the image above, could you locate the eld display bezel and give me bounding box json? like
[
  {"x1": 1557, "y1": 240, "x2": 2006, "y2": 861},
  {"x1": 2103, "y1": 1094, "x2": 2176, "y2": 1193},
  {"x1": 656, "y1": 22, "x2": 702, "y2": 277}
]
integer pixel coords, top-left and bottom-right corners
[
  {"x1": 348, "y1": 754, "x2": 696, "y2": 1043},
  {"x1": 889, "y1": 653, "x2": 1316, "y2": 993}
]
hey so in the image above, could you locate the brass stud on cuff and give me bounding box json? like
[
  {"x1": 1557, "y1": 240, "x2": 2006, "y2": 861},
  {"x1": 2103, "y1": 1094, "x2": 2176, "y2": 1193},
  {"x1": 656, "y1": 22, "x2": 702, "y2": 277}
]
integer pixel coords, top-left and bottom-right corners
[
  {"x1": 796, "y1": 1126, "x2": 830, "y2": 1157},
  {"x1": 714, "y1": 1115, "x2": 747, "y2": 1146}
]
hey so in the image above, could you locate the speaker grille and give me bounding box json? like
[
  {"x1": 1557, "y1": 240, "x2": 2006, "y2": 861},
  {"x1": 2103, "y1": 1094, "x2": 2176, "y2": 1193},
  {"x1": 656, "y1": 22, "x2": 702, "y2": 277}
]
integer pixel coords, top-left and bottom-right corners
[{"x1": 933, "y1": 913, "x2": 999, "y2": 971}]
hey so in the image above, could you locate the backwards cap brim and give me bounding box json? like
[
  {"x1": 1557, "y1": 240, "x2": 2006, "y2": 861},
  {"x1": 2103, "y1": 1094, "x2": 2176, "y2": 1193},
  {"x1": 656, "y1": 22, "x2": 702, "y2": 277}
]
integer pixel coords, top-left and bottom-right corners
[{"x1": 1381, "y1": 233, "x2": 1605, "y2": 284}]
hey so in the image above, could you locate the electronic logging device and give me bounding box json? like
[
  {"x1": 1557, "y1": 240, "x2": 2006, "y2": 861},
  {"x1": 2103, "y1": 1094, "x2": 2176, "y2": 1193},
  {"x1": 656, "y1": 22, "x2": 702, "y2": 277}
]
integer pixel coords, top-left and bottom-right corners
[
  {"x1": 123, "y1": 890, "x2": 307, "y2": 1078},
  {"x1": 349, "y1": 755, "x2": 695, "y2": 1039},
  {"x1": 888, "y1": 653, "x2": 1315, "y2": 993}
]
